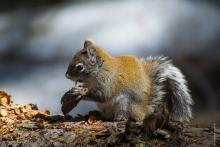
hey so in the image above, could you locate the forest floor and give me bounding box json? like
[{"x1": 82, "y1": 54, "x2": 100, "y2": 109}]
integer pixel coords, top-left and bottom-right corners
[{"x1": 0, "y1": 91, "x2": 219, "y2": 146}]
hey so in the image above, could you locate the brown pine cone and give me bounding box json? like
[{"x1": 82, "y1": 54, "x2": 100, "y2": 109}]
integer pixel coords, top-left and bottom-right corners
[{"x1": 61, "y1": 86, "x2": 88, "y2": 115}]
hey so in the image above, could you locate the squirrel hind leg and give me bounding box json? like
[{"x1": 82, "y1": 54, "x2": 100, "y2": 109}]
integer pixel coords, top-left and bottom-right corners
[
  {"x1": 97, "y1": 102, "x2": 115, "y2": 121},
  {"x1": 113, "y1": 94, "x2": 130, "y2": 121},
  {"x1": 142, "y1": 105, "x2": 169, "y2": 137},
  {"x1": 97, "y1": 94, "x2": 131, "y2": 121}
]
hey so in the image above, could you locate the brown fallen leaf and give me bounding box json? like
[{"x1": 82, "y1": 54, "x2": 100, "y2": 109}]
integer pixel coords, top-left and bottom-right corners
[
  {"x1": 0, "y1": 109, "x2": 8, "y2": 117},
  {"x1": 7, "y1": 113, "x2": 17, "y2": 120},
  {"x1": 0, "y1": 117, "x2": 15, "y2": 123},
  {"x1": 17, "y1": 113, "x2": 26, "y2": 119},
  {"x1": 13, "y1": 107, "x2": 21, "y2": 115},
  {"x1": 0, "y1": 91, "x2": 11, "y2": 106},
  {"x1": 24, "y1": 110, "x2": 38, "y2": 118}
]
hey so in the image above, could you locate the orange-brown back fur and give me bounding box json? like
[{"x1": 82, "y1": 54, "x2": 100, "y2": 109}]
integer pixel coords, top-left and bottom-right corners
[{"x1": 94, "y1": 47, "x2": 155, "y2": 121}]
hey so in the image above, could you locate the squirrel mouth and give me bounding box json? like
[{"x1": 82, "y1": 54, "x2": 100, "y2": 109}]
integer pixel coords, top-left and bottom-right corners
[{"x1": 75, "y1": 80, "x2": 84, "y2": 87}]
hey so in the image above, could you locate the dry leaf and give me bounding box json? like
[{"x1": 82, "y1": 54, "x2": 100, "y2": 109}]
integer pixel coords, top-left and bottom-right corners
[
  {"x1": 0, "y1": 109, "x2": 8, "y2": 117},
  {"x1": 0, "y1": 91, "x2": 11, "y2": 106}
]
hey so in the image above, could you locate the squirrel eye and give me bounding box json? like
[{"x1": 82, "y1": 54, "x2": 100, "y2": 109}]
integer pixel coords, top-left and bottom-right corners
[{"x1": 75, "y1": 63, "x2": 85, "y2": 72}]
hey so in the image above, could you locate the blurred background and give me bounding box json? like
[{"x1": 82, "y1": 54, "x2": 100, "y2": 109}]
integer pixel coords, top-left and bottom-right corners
[{"x1": 0, "y1": 0, "x2": 219, "y2": 126}]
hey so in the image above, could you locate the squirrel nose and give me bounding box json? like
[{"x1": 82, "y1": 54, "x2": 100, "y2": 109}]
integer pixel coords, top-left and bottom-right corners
[{"x1": 65, "y1": 72, "x2": 70, "y2": 79}]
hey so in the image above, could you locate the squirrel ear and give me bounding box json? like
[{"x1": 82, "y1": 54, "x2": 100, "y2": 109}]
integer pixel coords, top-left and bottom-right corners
[
  {"x1": 84, "y1": 39, "x2": 97, "y2": 64},
  {"x1": 86, "y1": 47, "x2": 97, "y2": 65},
  {"x1": 84, "y1": 39, "x2": 96, "y2": 48}
]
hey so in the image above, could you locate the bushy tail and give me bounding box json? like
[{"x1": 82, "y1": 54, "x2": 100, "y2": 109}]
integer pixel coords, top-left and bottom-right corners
[{"x1": 144, "y1": 56, "x2": 193, "y2": 122}]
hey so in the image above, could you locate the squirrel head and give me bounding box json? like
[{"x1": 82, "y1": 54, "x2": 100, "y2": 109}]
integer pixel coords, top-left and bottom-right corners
[{"x1": 66, "y1": 39, "x2": 104, "y2": 83}]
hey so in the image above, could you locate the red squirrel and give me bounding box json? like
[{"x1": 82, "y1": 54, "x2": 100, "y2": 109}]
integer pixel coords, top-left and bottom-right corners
[{"x1": 65, "y1": 40, "x2": 193, "y2": 132}]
